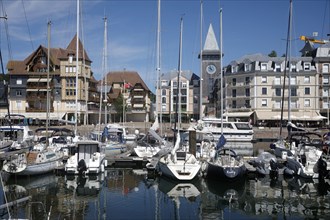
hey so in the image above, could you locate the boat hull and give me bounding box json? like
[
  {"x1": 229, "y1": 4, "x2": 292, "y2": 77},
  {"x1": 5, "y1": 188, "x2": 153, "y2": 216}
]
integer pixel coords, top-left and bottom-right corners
[
  {"x1": 205, "y1": 161, "x2": 246, "y2": 181},
  {"x1": 157, "y1": 159, "x2": 201, "y2": 181}
]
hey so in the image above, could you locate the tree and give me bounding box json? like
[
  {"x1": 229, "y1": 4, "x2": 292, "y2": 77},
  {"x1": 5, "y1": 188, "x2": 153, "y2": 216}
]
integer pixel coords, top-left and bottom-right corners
[
  {"x1": 268, "y1": 50, "x2": 277, "y2": 57},
  {"x1": 113, "y1": 93, "x2": 126, "y2": 121}
]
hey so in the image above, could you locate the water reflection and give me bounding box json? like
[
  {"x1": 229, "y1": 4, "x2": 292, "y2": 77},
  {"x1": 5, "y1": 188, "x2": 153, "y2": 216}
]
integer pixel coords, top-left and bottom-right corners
[{"x1": 1, "y1": 169, "x2": 330, "y2": 219}]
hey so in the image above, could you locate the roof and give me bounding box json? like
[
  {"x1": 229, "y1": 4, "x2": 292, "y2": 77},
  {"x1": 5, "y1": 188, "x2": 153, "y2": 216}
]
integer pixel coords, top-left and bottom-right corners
[
  {"x1": 204, "y1": 23, "x2": 219, "y2": 51},
  {"x1": 7, "y1": 35, "x2": 91, "y2": 75},
  {"x1": 104, "y1": 71, "x2": 150, "y2": 91}
]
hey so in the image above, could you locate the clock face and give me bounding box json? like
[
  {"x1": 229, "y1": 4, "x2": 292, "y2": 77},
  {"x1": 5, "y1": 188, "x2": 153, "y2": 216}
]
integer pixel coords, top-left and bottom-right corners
[{"x1": 206, "y1": 64, "x2": 216, "y2": 74}]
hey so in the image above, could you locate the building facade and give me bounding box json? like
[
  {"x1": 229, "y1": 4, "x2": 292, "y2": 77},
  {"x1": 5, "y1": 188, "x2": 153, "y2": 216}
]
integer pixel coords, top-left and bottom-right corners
[
  {"x1": 157, "y1": 70, "x2": 200, "y2": 123},
  {"x1": 3, "y1": 35, "x2": 100, "y2": 125},
  {"x1": 104, "y1": 71, "x2": 152, "y2": 123},
  {"x1": 223, "y1": 53, "x2": 327, "y2": 126}
]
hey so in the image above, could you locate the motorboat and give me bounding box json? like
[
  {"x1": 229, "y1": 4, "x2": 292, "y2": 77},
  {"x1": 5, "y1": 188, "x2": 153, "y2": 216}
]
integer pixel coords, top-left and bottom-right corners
[
  {"x1": 65, "y1": 140, "x2": 107, "y2": 175},
  {"x1": 247, "y1": 151, "x2": 281, "y2": 176},
  {"x1": 194, "y1": 117, "x2": 254, "y2": 142}
]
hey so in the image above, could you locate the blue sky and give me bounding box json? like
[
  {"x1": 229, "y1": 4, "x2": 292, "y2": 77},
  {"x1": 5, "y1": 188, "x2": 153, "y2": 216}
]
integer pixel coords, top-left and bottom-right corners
[{"x1": 0, "y1": 0, "x2": 329, "y2": 92}]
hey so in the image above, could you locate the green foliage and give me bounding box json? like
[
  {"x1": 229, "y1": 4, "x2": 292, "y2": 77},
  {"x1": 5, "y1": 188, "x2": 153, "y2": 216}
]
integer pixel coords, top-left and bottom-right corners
[{"x1": 268, "y1": 50, "x2": 277, "y2": 57}]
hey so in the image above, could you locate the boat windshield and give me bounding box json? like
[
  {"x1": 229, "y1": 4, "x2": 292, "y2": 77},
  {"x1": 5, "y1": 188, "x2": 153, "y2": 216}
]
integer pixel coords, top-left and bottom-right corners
[{"x1": 234, "y1": 123, "x2": 252, "y2": 130}]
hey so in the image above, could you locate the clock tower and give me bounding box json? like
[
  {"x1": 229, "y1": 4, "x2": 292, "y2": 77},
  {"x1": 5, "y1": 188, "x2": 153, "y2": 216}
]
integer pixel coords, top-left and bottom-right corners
[{"x1": 199, "y1": 23, "x2": 221, "y2": 116}]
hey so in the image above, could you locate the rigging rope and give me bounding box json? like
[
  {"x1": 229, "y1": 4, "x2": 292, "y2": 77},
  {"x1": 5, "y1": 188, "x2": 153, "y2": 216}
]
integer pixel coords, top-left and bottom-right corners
[{"x1": 21, "y1": 0, "x2": 34, "y2": 51}]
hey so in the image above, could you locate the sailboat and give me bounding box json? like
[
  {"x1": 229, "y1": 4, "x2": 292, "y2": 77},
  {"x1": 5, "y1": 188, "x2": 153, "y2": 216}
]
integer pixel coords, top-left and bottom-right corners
[
  {"x1": 156, "y1": 17, "x2": 201, "y2": 181},
  {"x1": 2, "y1": 21, "x2": 64, "y2": 176},
  {"x1": 202, "y1": 8, "x2": 246, "y2": 181},
  {"x1": 269, "y1": 0, "x2": 330, "y2": 179},
  {"x1": 133, "y1": 0, "x2": 171, "y2": 159}
]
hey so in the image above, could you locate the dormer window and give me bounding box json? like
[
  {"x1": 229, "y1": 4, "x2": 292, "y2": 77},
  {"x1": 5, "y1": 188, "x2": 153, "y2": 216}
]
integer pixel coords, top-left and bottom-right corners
[
  {"x1": 322, "y1": 63, "x2": 329, "y2": 73},
  {"x1": 69, "y1": 54, "x2": 73, "y2": 64},
  {"x1": 304, "y1": 62, "x2": 311, "y2": 71},
  {"x1": 275, "y1": 64, "x2": 281, "y2": 72}
]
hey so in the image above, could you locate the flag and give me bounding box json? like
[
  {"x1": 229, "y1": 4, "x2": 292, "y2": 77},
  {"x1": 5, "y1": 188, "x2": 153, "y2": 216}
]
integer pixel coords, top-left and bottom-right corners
[
  {"x1": 216, "y1": 134, "x2": 226, "y2": 150},
  {"x1": 124, "y1": 82, "x2": 133, "y2": 89}
]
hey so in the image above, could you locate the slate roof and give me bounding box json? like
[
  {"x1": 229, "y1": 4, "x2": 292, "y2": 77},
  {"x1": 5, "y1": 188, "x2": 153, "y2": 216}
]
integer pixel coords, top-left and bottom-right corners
[{"x1": 6, "y1": 34, "x2": 90, "y2": 75}]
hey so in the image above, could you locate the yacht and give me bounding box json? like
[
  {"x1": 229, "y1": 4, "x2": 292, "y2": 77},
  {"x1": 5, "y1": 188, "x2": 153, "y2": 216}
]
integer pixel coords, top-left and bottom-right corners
[{"x1": 194, "y1": 117, "x2": 254, "y2": 142}]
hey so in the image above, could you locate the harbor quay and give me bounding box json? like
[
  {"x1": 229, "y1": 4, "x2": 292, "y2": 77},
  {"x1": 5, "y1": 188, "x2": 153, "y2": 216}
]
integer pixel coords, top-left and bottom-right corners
[{"x1": 54, "y1": 122, "x2": 289, "y2": 142}]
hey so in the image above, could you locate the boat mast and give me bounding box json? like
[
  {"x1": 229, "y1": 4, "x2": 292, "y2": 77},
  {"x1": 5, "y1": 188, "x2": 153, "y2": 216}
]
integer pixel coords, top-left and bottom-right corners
[
  {"x1": 280, "y1": 0, "x2": 292, "y2": 138},
  {"x1": 219, "y1": 7, "x2": 223, "y2": 136},
  {"x1": 174, "y1": 16, "x2": 183, "y2": 140},
  {"x1": 103, "y1": 17, "x2": 108, "y2": 124},
  {"x1": 0, "y1": 15, "x2": 12, "y2": 135},
  {"x1": 156, "y1": 0, "x2": 162, "y2": 136},
  {"x1": 46, "y1": 20, "x2": 51, "y2": 145},
  {"x1": 199, "y1": 0, "x2": 203, "y2": 120},
  {"x1": 74, "y1": 0, "x2": 80, "y2": 135}
]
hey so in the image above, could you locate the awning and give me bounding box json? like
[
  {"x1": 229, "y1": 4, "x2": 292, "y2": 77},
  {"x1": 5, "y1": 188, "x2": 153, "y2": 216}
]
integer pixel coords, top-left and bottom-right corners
[
  {"x1": 27, "y1": 78, "x2": 51, "y2": 82},
  {"x1": 223, "y1": 111, "x2": 253, "y2": 118},
  {"x1": 21, "y1": 112, "x2": 66, "y2": 120},
  {"x1": 255, "y1": 111, "x2": 326, "y2": 121},
  {"x1": 27, "y1": 78, "x2": 40, "y2": 82}
]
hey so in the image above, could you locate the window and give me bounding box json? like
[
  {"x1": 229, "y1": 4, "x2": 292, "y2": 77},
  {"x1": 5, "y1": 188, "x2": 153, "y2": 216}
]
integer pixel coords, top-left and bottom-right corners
[
  {"x1": 16, "y1": 101, "x2": 21, "y2": 109},
  {"x1": 323, "y1": 63, "x2": 330, "y2": 73},
  {"x1": 232, "y1": 100, "x2": 236, "y2": 108},
  {"x1": 291, "y1": 100, "x2": 298, "y2": 109},
  {"x1": 69, "y1": 55, "x2": 73, "y2": 64},
  {"x1": 291, "y1": 88, "x2": 297, "y2": 96},
  {"x1": 304, "y1": 99, "x2": 310, "y2": 107},
  {"x1": 304, "y1": 76, "x2": 310, "y2": 83},
  {"x1": 305, "y1": 87, "x2": 310, "y2": 95},
  {"x1": 275, "y1": 101, "x2": 281, "y2": 109},
  {"x1": 245, "y1": 77, "x2": 250, "y2": 85},
  {"x1": 232, "y1": 78, "x2": 236, "y2": 86},
  {"x1": 261, "y1": 99, "x2": 267, "y2": 107},
  {"x1": 232, "y1": 89, "x2": 236, "y2": 97},
  {"x1": 16, "y1": 90, "x2": 22, "y2": 96},
  {"x1": 16, "y1": 79, "x2": 22, "y2": 85},
  {"x1": 304, "y1": 62, "x2": 311, "y2": 71},
  {"x1": 262, "y1": 87, "x2": 267, "y2": 95},
  {"x1": 245, "y1": 64, "x2": 249, "y2": 72},
  {"x1": 261, "y1": 63, "x2": 267, "y2": 71},
  {"x1": 245, "y1": 100, "x2": 250, "y2": 108},
  {"x1": 290, "y1": 76, "x2": 297, "y2": 85},
  {"x1": 275, "y1": 76, "x2": 281, "y2": 85},
  {"x1": 161, "y1": 80, "x2": 168, "y2": 86},
  {"x1": 245, "y1": 88, "x2": 250, "y2": 97},
  {"x1": 275, "y1": 64, "x2": 281, "y2": 72},
  {"x1": 261, "y1": 76, "x2": 267, "y2": 83},
  {"x1": 275, "y1": 88, "x2": 281, "y2": 96}
]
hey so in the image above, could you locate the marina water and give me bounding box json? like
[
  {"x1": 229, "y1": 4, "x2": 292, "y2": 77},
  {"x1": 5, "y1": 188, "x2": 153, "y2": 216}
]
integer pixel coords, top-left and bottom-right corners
[{"x1": 1, "y1": 141, "x2": 330, "y2": 219}]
